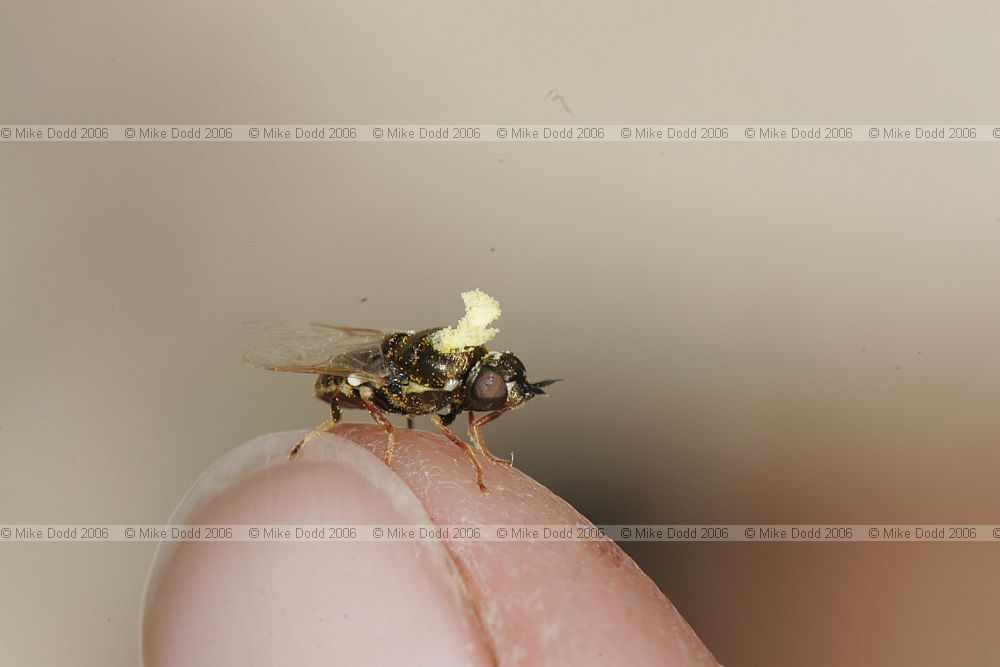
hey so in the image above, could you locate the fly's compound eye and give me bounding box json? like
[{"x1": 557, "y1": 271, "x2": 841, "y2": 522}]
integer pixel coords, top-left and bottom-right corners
[{"x1": 472, "y1": 368, "x2": 508, "y2": 408}]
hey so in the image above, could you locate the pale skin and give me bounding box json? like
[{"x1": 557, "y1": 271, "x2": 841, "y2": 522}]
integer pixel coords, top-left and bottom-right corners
[{"x1": 142, "y1": 425, "x2": 719, "y2": 666}]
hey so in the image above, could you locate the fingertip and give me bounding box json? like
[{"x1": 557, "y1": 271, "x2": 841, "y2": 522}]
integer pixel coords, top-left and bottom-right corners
[
  {"x1": 142, "y1": 426, "x2": 717, "y2": 666},
  {"x1": 142, "y1": 430, "x2": 493, "y2": 666}
]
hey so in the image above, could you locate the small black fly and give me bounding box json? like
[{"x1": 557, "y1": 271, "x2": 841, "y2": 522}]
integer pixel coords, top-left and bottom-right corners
[{"x1": 244, "y1": 290, "x2": 558, "y2": 494}]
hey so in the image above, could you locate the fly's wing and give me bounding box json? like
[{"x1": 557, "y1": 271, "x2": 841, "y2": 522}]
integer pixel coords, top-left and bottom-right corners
[{"x1": 243, "y1": 321, "x2": 389, "y2": 386}]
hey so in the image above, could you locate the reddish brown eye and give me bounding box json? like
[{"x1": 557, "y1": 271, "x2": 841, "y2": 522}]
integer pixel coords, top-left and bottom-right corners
[{"x1": 473, "y1": 368, "x2": 507, "y2": 404}]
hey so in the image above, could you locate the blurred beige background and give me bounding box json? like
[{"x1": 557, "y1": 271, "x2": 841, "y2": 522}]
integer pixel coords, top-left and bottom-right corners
[{"x1": 3, "y1": 2, "x2": 1000, "y2": 665}]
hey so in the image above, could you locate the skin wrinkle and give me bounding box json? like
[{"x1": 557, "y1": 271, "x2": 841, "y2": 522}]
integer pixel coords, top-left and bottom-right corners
[
  {"x1": 366, "y1": 428, "x2": 499, "y2": 659},
  {"x1": 298, "y1": 427, "x2": 504, "y2": 663},
  {"x1": 301, "y1": 429, "x2": 501, "y2": 664}
]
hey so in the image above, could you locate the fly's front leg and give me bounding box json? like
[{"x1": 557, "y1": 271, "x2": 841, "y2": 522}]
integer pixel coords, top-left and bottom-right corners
[
  {"x1": 289, "y1": 397, "x2": 342, "y2": 459},
  {"x1": 358, "y1": 386, "x2": 396, "y2": 465},
  {"x1": 468, "y1": 410, "x2": 514, "y2": 467},
  {"x1": 431, "y1": 413, "x2": 488, "y2": 495}
]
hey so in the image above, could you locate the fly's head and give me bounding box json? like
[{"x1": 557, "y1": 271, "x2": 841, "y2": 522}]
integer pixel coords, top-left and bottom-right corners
[{"x1": 466, "y1": 351, "x2": 560, "y2": 412}]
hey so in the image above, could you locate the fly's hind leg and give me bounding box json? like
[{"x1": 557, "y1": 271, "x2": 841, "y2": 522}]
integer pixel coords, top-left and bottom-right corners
[
  {"x1": 432, "y1": 412, "x2": 488, "y2": 495},
  {"x1": 468, "y1": 410, "x2": 514, "y2": 468},
  {"x1": 358, "y1": 386, "x2": 396, "y2": 465},
  {"x1": 289, "y1": 398, "x2": 342, "y2": 460}
]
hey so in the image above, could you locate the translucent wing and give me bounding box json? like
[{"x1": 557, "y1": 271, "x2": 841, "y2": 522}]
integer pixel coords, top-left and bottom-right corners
[{"x1": 243, "y1": 321, "x2": 389, "y2": 385}]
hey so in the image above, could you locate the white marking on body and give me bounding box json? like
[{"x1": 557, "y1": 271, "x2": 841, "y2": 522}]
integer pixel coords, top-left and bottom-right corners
[
  {"x1": 443, "y1": 379, "x2": 460, "y2": 391},
  {"x1": 347, "y1": 374, "x2": 364, "y2": 387},
  {"x1": 403, "y1": 382, "x2": 439, "y2": 394}
]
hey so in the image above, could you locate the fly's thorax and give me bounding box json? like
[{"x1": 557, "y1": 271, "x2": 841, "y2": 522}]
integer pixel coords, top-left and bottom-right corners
[{"x1": 383, "y1": 328, "x2": 487, "y2": 393}]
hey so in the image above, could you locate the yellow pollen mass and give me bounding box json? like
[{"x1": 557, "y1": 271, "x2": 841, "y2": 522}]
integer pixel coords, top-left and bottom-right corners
[{"x1": 430, "y1": 289, "x2": 502, "y2": 352}]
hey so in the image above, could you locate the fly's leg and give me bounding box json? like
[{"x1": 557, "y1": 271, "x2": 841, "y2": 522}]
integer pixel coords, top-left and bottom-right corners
[
  {"x1": 432, "y1": 413, "x2": 488, "y2": 495},
  {"x1": 406, "y1": 417, "x2": 415, "y2": 429},
  {"x1": 358, "y1": 386, "x2": 396, "y2": 465},
  {"x1": 288, "y1": 419, "x2": 336, "y2": 460},
  {"x1": 289, "y1": 397, "x2": 342, "y2": 459},
  {"x1": 468, "y1": 410, "x2": 514, "y2": 468}
]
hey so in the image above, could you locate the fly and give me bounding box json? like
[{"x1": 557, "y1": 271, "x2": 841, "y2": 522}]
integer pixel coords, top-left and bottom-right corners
[{"x1": 243, "y1": 289, "x2": 559, "y2": 494}]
